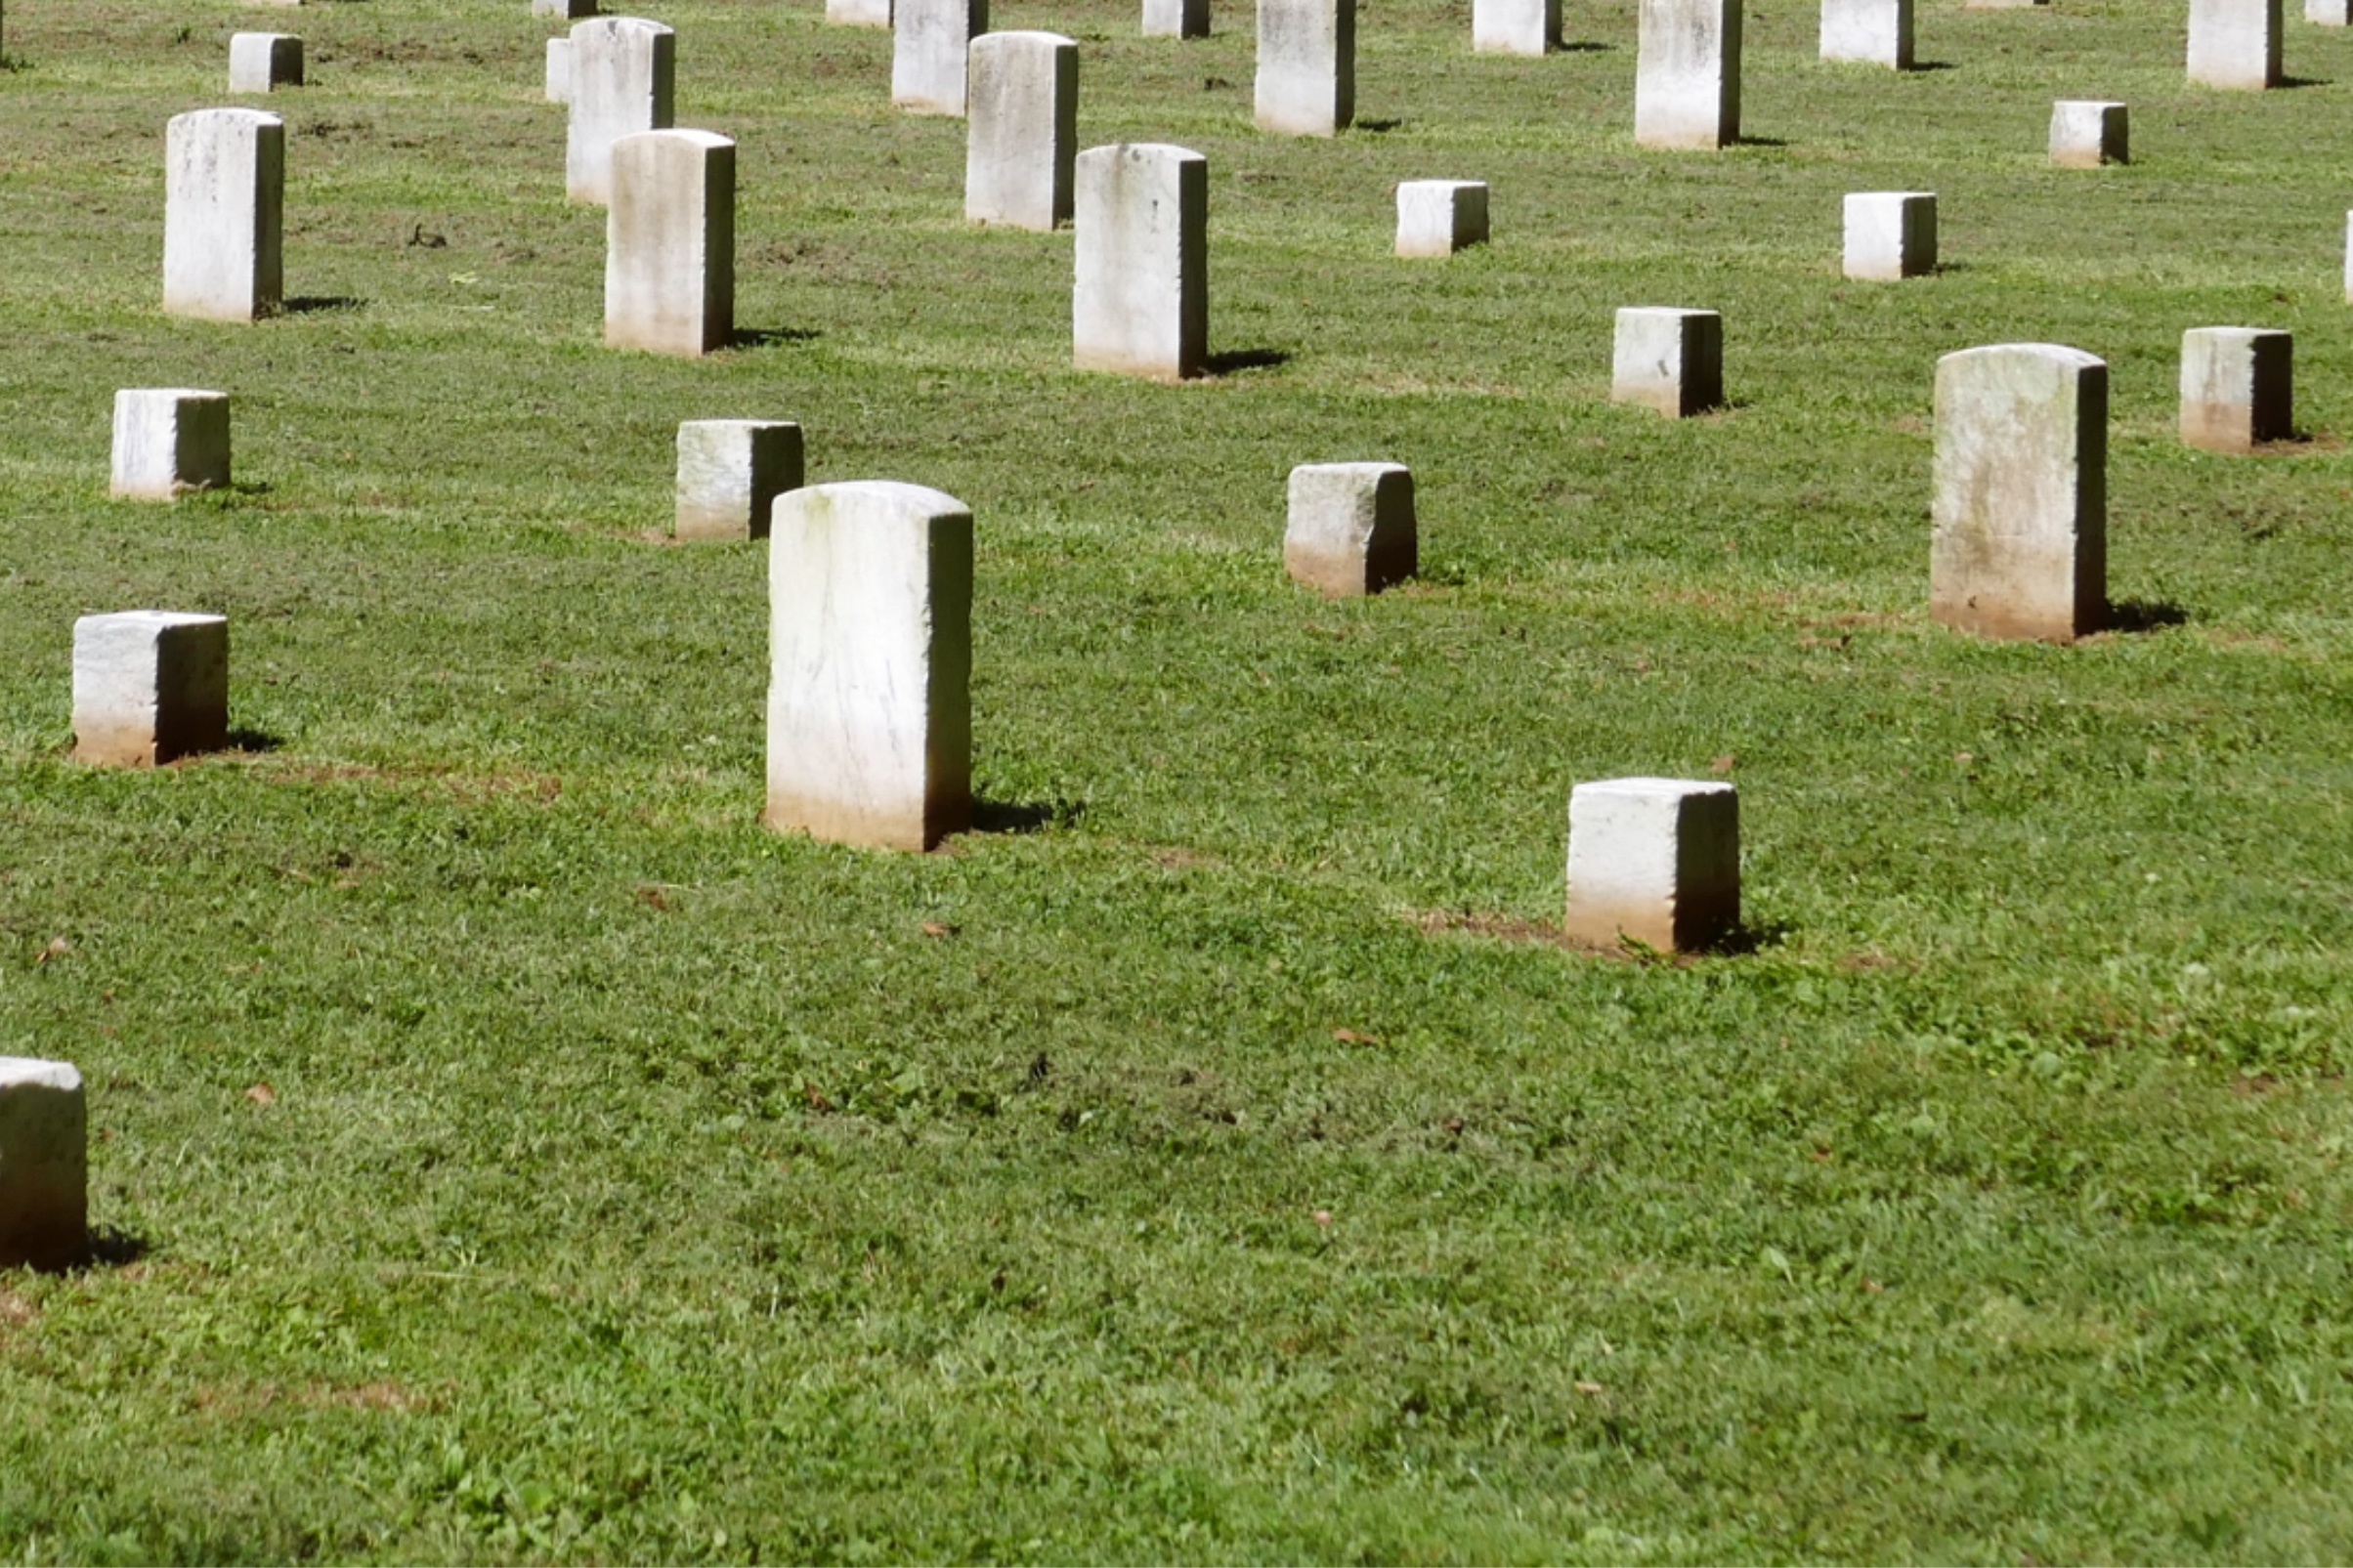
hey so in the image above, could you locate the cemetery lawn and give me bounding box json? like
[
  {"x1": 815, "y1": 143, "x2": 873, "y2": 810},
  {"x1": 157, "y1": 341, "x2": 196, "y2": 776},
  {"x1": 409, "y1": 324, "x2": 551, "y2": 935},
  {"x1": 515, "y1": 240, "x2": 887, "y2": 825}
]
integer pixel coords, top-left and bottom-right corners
[{"x1": 7, "y1": 0, "x2": 2353, "y2": 1558}]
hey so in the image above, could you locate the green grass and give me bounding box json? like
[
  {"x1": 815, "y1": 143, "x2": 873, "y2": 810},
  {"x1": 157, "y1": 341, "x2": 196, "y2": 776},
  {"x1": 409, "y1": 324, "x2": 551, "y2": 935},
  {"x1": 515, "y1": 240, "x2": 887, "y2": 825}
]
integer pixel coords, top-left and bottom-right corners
[{"x1": 3, "y1": 0, "x2": 2353, "y2": 1558}]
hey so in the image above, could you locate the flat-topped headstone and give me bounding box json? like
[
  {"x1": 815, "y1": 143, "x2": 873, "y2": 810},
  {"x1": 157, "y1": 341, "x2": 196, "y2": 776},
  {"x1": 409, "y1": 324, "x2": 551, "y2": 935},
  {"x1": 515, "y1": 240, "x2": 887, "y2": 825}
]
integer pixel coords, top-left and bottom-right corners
[
  {"x1": 2180, "y1": 327, "x2": 2291, "y2": 453},
  {"x1": 1395, "y1": 180, "x2": 1488, "y2": 257},
  {"x1": 546, "y1": 37, "x2": 573, "y2": 103},
  {"x1": 1565, "y1": 779, "x2": 1739, "y2": 953},
  {"x1": 766, "y1": 482, "x2": 973, "y2": 852},
  {"x1": 1474, "y1": 0, "x2": 1558, "y2": 54},
  {"x1": 111, "y1": 390, "x2": 230, "y2": 501},
  {"x1": 163, "y1": 108, "x2": 283, "y2": 322},
  {"x1": 1143, "y1": 0, "x2": 1211, "y2": 36},
  {"x1": 2049, "y1": 101, "x2": 2126, "y2": 166},
  {"x1": 894, "y1": 0, "x2": 988, "y2": 114},
  {"x1": 0, "y1": 1059, "x2": 85, "y2": 1272},
  {"x1": 2189, "y1": 0, "x2": 2280, "y2": 87},
  {"x1": 1931, "y1": 343, "x2": 2107, "y2": 642},
  {"x1": 72, "y1": 612, "x2": 230, "y2": 767},
  {"x1": 1636, "y1": 0, "x2": 1740, "y2": 148},
  {"x1": 1285, "y1": 462, "x2": 1416, "y2": 596},
  {"x1": 229, "y1": 33, "x2": 302, "y2": 92},
  {"x1": 1074, "y1": 143, "x2": 1207, "y2": 380},
  {"x1": 2310, "y1": 0, "x2": 2348, "y2": 24},
  {"x1": 1819, "y1": 0, "x2": 1909, "y2": 66},
  {"x1": 966, "y1": 31, "x2": 1077, "y2": 231},
  {"x1": 1611, "y1": 307, "x2": 1722, "y2": 417},
  {"x1": 566, "y1": 17, "x2": 674, "y2": 204},
  {"x1": 606, "y1": 129, "x2": 734, "y2": 358},
  {"x1": 1256, "y1": 0, "x2": 1354, "y2": 135},
  {"x1": 829, "y1": 0, "x2": 892, "y2": 25},
  {"x1": 1844, "y1": 191, "x2": 1935, "y2": 279},
  {"x1": 677, "y1": 420, "x2": 803, "y2": 540},
  {"x1": 534, "y1": 0, "x2": 597, "y2": 15}
]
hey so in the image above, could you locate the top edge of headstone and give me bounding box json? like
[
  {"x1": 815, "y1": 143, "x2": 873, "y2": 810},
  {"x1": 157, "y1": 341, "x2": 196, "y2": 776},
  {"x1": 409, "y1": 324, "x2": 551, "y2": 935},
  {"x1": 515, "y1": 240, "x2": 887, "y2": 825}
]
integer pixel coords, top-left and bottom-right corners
[
  {"x1": 1078, "y1": 142, "x2": 1208, "y2": 164},
  {"x1": 0, "y1": 1058, "x2": 84, "y2": 1092},
  {"x1": 1938, "y1": 342, "x2": 2105, "y2": 370},
  {"x1": 1617, "y1": 305, "x2": 1719, "y2": 320},
  {"x1": 1293, "y1": 460, "x2": 1409, "y2": 478},
  {"x1": 1398, "y1": 178, "x2": 1487, "y2": 191},
  {"x1": 75, "y1": 610, "x2": 230, "y2": 631},
  {"x1": 2053, "y1": 98, "x2": 2126, "y2": 108},
  {"x1": 1574, "y1": 777, "x2": 1737, "y2": 800},
  {"x1": 116, "y1": 387, "x2": 230, "y2": 403},
  {"x1": 2181, "y1": 324, "x2": 2287, "y2": 343},
  {"x1": 617, "y1": 127, "x2": 734, "y2": 151},
  {"x1": 787, "y1": 480, "x2": 972, "y2": 519},
  {"x1": 574, "y1": 16, "x2": 675, "y2": 36},
  {"x1": 230, "y1": 31, "x2": 300, "y2": 43},
  {"x1": 975, "y1": 29, "x2": 1080, "y2": 47},
  {"x1": 1848, "y1": 190, "x2": 1936, "y2": 200},
  {"x1": 168, "y1": 106, "x2": 284, "y2": 129}
]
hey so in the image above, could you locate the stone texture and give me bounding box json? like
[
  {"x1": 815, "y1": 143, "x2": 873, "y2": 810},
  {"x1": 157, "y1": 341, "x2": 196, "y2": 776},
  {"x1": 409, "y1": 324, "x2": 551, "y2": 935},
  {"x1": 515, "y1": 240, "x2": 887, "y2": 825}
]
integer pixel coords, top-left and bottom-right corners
[
  {"x1": 676, "y1": 420, "x2": 804, "y2": 540},
  {"x1": 72, "y1": 612, "x2": 230, "y2": 767},
  {"x1": 534, "y1": 0, "x2": 598, "y2": 15},
  {"x1": 566, "y1": 17, "x2": 673, "y2": 204},
  {"x1": 1256, "y1": 0, "x2": 1354, "y2": 136},
  {"x1": 828, "y1": 0, "x2": 893, "y2": 26},
  {"x1": 766, "y1": 482, "x2": 972, "y2": 852},
  {"x1": 2310, "y1": 0, "x2": 2348, "y2": 24},
  {"x1": 1073, "y1": 143, "x2": 1208, "y2": 380},
  {"x1": 1285, "y1": 462, "x2": 1416, "y2": 596},
  {"x1": 1143, "y1": 0, "x2": 1211, "y2": 37},
  {"x1": 2189, "y1": 0, "x2": 2280, "y2": 87},
  {"x1": 1843, "y1": 191, "x2": 1935, "y2": 279},
  {"x1": 1818, "y1": 0, "x2": 1908, "y2": 66},
  {"x1": 546, "y1": 37, "x2": 573, "y2": 103},
  {"x1": 606, "y1": 129, "x2": 734, "y2": 358},
  {"x1": 894, "y1": 0, "x2": 988, "y2": 114},
  {"x1": 2049, "y1": 100, "x2": 2127, "y2": 166},
  {"x1": 2179, "y1": 327, "x2": 2291, "y2": 453},
  {"x1": 1931, "y1": 343, "x2": 2107, "y2": 643},
  {"x1": 229, "y1": 33, "x2": 302, "y2": 92},
  {"x1": 1636, "y1": 0, "x2": 1740, "y2": 148},
  {"x1": 1611, "y1": 307, "x2": 1722, "y2": 417},
  {"x1": 966, "y1": 32, "x2": 1078, "y2": 230},
  {"x1": 1564, "y1": 779, "x2": 1740, "y2": 953},
  {"x1": 163, "y1": 108, "x2": 283, "y2": 322},
  {"x1": 1395, "y1": 180, "x2": 1488, "y2": 258},
  {"x1": 111, "y1": 390, "x2": 231, "y2": 502},
  {"x1": 0, "y1": 1059, "x2": 85, "y2": 1272},
  {"x1": 1474, "y1": 0, "x2": 1558, "y2": 55}
]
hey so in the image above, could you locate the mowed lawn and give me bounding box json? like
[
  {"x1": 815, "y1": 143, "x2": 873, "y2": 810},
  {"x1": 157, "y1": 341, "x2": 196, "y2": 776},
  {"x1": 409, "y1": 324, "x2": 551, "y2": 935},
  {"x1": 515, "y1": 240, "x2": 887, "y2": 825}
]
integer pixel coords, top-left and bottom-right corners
[{"x1": 3, "y1": 0, "x2": 2353, "y2": 1558}]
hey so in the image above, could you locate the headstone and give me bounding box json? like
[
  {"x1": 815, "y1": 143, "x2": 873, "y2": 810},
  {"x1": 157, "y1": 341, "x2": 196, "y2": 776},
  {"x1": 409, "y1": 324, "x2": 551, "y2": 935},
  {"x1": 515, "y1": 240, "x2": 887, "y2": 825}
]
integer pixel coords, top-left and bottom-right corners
[
  {"x1": 1473, "y1": 0, "x2": 1558, "y2": 54},
  {"x1": 111, "y1": 390, "x2": 231, "y2": 502},
  {"x1": 1818, "y1": 0, "x2": 1909, "y2": 67},
  {"x1": 534, "y1": 0, "x2": 597, "y2": 15},
  {"x1": 1256, "y1": 0, "x2": 1354, "y2": 136},
  {"x1": 2049, "y1": 101, "x2": 2127, "y2": 166},
  {"x1": 1611, "y1": 307, "x2": 1722, "y2": 417},
  {"x1": 546, "y1": 37, "x2": 573, "y2": 103},
  {"x1": 1636, "y1": 0, "x2": 1740, "y2": 148},
  {"x1": 2188, "y1": 0, "x2": 2280, "y2": 87},
  {"x1": 163, "y1": 108, "x2": 283, "y2": 322},
  {"x1": 766, "y1": 482, "x2": 972, "y2": 852},
  {"x1": 72, "y1": 612, "x2": 230, "y2": 767},
  {"x1": 566, "y1": 18, "x2": 674, "y2": 204},
  {"x1": 829, "y1": 0, "x2": 893, "y2": 25},
  {"x1": 1565, "y1": 779, "x2": 1740, "y2": 953},
  {"x1": 0, "y1": 1060, "x2": 85, "y2": 1272},
  {"x1": 1285, "y1": 462, "x2": 1416, "y2": 596},
  {"x1": 966, "y1": 32, "x2": 1078, "y2": 231},
  {"x1": 1843, "y1": 191, "x2": 1935, "y2": 279},
  {"x1": 677, "y1": 420, "x2": 804, "y2": 540},
  {"x1": 1931, "y1": 343, "x2": 2107, "y2": 642},
  {"x1": 228, "y1": 33, "x2": 303, "y2": 92},
  {"x1": 2310, "y1": 0, "x2": 2348, "y2": 24},
  {"x1": 1395, "y1": 180, "x2": 1488, "y2": 258},
  {"x1": 606, "y1": 129, "x2": 734, "y2": 358},
  {"x1": 893, "y1": 0, "x2": 988, "y2": 114},
  {"x1": 1073, "y1": 143, "x2": 1208, "y2": 380},
  {"x1": 2179, "y1": 327, "x2": 2291, "y2": 453},
  {"x1": 1143, "y1": 0, "x2": 1211, "y2": 36}
]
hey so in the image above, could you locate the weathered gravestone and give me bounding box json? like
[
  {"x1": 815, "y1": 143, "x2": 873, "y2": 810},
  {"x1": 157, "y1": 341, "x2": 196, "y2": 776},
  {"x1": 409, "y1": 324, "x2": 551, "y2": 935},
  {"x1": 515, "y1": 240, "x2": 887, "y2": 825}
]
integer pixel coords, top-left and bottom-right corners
[
  {"x1": 72, "y1": 612, "x2": 230, "y2": 767},
  {"x1": 966, "y1": 32, "x2": 1078, "y2": 230},
  {"x1": 677, "y1": 420, "x2": 803, "y2": 540},
  {"x1": 535, "y1": 0, "x2": 598, "y2": 16},
  {"x1": 1395, "y1": 180, "x2": 1488, "y2": 257},
  {"x1": 229, "y1": 33, "x2": 303, "y2": 93},
  {"x1": 2179, "y1": 327, "x2": 2291, "y2": 453},
  {"x1": 1818, "y1": 0, "x2": 1909, "y2": 67},
  {"x1": 2310, "y1": 0, "x2": 2348, "y2": 24},
  {"x1": 1565, "y1": 779, "x2": 1740, "y2": 953},
  {"x1": 830, "y1": 0, "x2": 892, "y2": 25},
  {"x1": 2188, "y1": 0, "x2": 2280, "y2": 87},
  {"x1": 566, "y1": 18, "x2": 673, "y2": 203},
  {"x1": 1285, "y1": 462, "x2": 1416, "y2": 596},
  {"x1": 1844, "y1": 191, "x2": 1935, "y2": 279},
  {"x1": 163, "y1": 108, "x2": 283, "y2": 321},
  {"x1": 1073, "y1": 144, "x2": 1207, "y2": 380},
  {"x1": 2049, "y1": 100, "x2": 2127, "y2": 165},
  {"x1": 1611, "y1": 307, "x2": 1722, "y2": 416},
  {"x1": 606, "y1": 129, "x2": 734, "y2": 357},
  {"x1": 111, "y1": 390, "x2": 230, "y2": 502},
  {"x1": 1636, "y1": 0, "x2": 1740, "y2": 148},
  {"x1": 1474, "y1": 0, "x2": 1558, "y2": 55},
  {"x1": 895, "y1": 0, "x2": 989, "y2": 114},
  {"x1": 1143, "y1": 0, "x2": 1211, "y2": 36},
  {"x1": 0, "y1": 1060, "x2": 85, "y2": 1271},
  {"x1": 1256, "y1": 0, "x2": 1354, "y2": 135}
]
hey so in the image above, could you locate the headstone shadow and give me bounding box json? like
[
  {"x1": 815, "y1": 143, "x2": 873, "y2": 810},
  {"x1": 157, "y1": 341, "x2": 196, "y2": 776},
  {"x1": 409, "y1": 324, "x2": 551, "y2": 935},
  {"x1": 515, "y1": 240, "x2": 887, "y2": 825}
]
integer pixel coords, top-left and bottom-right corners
[{"x1": 970, "y1": 796, "x2": 1084, "y2": 835}]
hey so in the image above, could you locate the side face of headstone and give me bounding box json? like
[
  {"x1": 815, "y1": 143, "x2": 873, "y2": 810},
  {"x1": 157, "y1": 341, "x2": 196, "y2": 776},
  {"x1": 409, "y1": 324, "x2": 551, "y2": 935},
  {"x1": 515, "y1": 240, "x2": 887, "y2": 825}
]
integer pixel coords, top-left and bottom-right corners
[
  {"x1": 162, "y1": 108, "x2": 284, "y2": 322},
  {"x1": 0, "y1": 1060, "x2": 86, "y2": 1272},
  {"x1": 828, "y1": 0, "x2": 893, "y2": 25},
  {"x1": 893, "y1": 0, "x2": 989, "y2": 114},
  {"x1": 1285, "y1": 462, "x2": 1416, "y2": 596},
  {"x1": 1073, "y1": 143, "x2": 1208, "y2": 380},
  {"x1": 2049, "y1": 100, "x2": 2127, "y2": 166},
  {"x1": 1565, "y1": 779, "x2": 1740, "y2": 953},
  {"x1": 677, "y1": 420, "x2": 805, "y2": 540},
  {"x1": 1843, "y1": 191, "x2": 1935, "y2": 279},
  {"x1": 72, "y1": 612, "x2": 231, "y2": 767},
  {"x1": 228, "y1": 33, "x2": 303, "y2": 93},
  {"x1": 565, "y1": 18, "x2": 675, "y2": 203},
  {"x1": 766, "y1": 482, "x2": 973, "y2": 852},
  {"x1": 1256, "y1": 0, "x2": 1355, "y2": 136},
  {"x1": 1611, "y1": 307, "x2": 1723, "y2": 417},
  {"x1": 2188, "y1": 0, "x2": 2281, "y2": 87},
  {"x1": 606, "y1": 130, "x2": 735, "y2": 358},
  {"x1": 966, "y1": 32, "x2": 1079, "y2": 230},
  {"x1": 2179, "y1": 327, "x2": 2292, "y2": 453},
  {"x1": 1473, "y1": 0, "x2": 1560, "y2": 55},
  {"x1": 1395, "y1": 180, "x2": 1489, "y2": 258},
  {"x1": 1142, "y1": 0, "x2": 1212, "y2": 36},
  {"x1": 534, "y1": 0, "x2": 599, "y2": 16},
  {"x1": 546, "y1": 37, "x2": 574, "y2": 103},
  {"x1": 1636, "y1": 0, "x2": 1740, "y2": 148},
  {"x1": 1818, "y1": 0, "x2": 1909, "y2": 66},
  {"x1": 2310, "y1": 0, "x2": 2350, "y2": 24},
  {"x1": 110, "y1": 390, "x2": 231, "y2": 502},
  {"x1": 1931, "y1": 344, "x2": 2107, "y2": 642}
]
